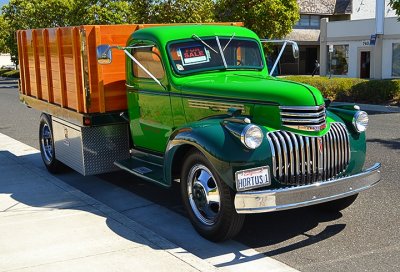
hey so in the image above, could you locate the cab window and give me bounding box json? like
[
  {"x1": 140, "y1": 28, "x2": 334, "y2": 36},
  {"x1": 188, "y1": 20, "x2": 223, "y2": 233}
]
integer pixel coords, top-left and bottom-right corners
[{"x1": 132, "y1": 46, "x2": 165, "y2": 79}]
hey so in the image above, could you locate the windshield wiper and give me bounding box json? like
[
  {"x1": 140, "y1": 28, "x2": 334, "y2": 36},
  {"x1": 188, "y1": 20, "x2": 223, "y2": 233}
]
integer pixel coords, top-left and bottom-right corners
[
  {"x1": 215, "y1": 36, "x2": 227, "y2": 68},
  {"x1": 222, "y1": 33, "x2": 235, "y2": 52},
  {"x1": 192, "y1": 34, "x2": 218, "y2": 54}
]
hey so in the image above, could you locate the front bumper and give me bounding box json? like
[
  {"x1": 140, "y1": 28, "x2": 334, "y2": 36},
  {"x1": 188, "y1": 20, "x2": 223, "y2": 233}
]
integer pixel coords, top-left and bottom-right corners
[{"x1": 234, "y1": 163, "x2": 381, "y2": 214}]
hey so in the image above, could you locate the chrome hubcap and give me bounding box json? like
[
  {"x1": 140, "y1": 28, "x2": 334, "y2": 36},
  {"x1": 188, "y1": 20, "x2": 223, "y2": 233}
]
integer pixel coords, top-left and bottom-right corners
[
  {"x1": 187, "y1": 164, "x2": 221, "y2": 226},
  {"x1": 41, "y1": 124, "x2": 53, "y2": 163}
]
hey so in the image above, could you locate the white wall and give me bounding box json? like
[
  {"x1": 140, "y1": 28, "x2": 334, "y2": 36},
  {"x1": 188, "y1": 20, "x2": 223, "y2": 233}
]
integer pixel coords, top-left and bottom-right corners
[
  {"x1": 384, "y1": 17, "x2": 400, "y2": 35},
  {"x1": 325, "y1": 17, "x2": 400, "y2": 79},
  {"x1": 327, "y1": 19, "x2": 375, "y2": 38},
  {"x1": 351, "y1": 0, "x2": 396, "y2": 20},
  {"x1": 0, "y1": 54, "x2": 13, "y2": 67}
]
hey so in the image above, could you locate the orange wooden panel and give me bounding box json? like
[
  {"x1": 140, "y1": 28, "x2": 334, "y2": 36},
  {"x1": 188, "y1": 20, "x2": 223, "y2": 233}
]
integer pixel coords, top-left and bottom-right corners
[
  {"x1": 17, "y1": 32, "x2": 26, "y2": 95},
  {"x1": 33, "y1": 30, "x2": 44, "y2": 100},
  {"x1": 43, "y1": 29, "x2": 54, "y2": 103},
  {"x1": 56, "y1": 28, "x2": 67, "y2": 108}
]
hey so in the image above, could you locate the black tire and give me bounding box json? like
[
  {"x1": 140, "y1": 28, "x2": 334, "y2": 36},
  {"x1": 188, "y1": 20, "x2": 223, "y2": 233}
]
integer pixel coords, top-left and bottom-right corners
[
  {"x1": 39, "y1": 114, "x2": 63, "y2": 174},
  {"x1": 181, "y1": 151, "x2": 245, "y2": 242},
  {"x1": 316, "y1": 194, "x2": 358, "y2": 212}
]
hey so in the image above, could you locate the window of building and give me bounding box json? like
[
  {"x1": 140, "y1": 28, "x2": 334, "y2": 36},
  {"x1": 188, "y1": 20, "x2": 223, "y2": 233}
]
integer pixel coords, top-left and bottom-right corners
[
  {"x1": 295, "y1": 15, "x2": 320, "y2": 29},
  {"x1": 328, "y1": 45, "x2": 349, "y2": 75},
  {"x1": 392, "y1": 43, "x2": 400, "y2": 77},
  {"x1": 132, "y1": 46, "x2": 165, "y2": 79}
]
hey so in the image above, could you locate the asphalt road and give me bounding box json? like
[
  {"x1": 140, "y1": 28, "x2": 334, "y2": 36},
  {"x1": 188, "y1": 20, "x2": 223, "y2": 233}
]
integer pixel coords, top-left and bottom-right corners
[{"x1": 1, "y1": 82, "x2": 399, "y2": 271}]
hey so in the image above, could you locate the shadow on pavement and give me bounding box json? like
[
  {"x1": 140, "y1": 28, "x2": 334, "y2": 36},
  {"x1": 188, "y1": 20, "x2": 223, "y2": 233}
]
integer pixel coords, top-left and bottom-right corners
[
  {"x1": 0, "y1": 151, "x2": 175, "y2": 251},
  {"x1": 367, "y1": 138, "x2": 400, "y2": 150},
  {"x1": 1, "y1": 150, "x2": 347, "y2": 269}
]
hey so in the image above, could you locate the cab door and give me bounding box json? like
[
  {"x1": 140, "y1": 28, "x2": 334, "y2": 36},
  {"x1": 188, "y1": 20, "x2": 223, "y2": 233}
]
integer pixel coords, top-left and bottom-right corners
[{"x1": 126, "y1": 44, "x2": 174, "y2": 153}]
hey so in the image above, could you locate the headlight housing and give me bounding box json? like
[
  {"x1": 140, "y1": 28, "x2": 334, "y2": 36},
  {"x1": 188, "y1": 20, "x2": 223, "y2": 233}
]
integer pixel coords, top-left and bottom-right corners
[
  {"x1": 353, "y1": 111, "x2": 368, "y2": 132},
  {"x1": 241, "y1": 125, "x2": 263, "y2": 149}
]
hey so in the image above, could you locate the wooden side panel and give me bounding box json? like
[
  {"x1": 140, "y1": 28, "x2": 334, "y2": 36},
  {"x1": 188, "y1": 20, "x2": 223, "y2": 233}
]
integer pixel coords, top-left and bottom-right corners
[
  {"x1": 35, "y1": 30, "x2": 46, "y2": 101},
  {"x1": 17, "y1": 31, "x2": 26, "y2": 95},
  {"x1": 71, "y1": 27, "x2": 84, "y2": 113},
  {"x1": 47, "y1": 28, "x2": 62, "y2": 106},
  {"x1": 59, "y1": 27, "x2": 77, "y2": 110},
  {"x1": 83, "y1": 24, "x2": 137, "y2": 113},
  {"x1": 25, "y1": 30, "x2": 39, "y2": 98},
  {"x1": 43, "y1": 29, "x2": 54, "y2": 103}
]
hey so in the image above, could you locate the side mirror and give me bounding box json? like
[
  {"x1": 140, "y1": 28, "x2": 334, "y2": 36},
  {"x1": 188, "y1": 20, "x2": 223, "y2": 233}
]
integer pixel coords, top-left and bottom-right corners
[
  {"x1": 292, "y1": 43, "x2": 299, "y2": 59},
  {"x1": 96, "y1": 44, "x2": 112, "y2": 64}
]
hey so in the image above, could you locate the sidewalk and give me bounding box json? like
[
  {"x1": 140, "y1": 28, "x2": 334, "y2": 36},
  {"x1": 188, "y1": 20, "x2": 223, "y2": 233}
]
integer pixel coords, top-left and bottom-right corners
[
  {"x1": 0, "y1": 133, "x2": 217, "y2": 272},
  {"x1": 331, "y1": 102, "x2": 400, "y2": 113}
]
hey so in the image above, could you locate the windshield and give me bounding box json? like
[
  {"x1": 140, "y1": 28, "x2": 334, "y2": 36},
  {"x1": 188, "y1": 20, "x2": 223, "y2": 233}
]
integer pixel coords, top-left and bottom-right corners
[{"x1": 168, "y1": 36, "x2": 264, "y2": 74}]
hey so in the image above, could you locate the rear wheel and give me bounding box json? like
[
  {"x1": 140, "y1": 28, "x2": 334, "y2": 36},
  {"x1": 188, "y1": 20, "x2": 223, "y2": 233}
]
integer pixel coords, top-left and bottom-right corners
[
  {"x1": 181, "y1": 151, "x2": 245, "y2": 242},
  {"x1": 39, "y1": 114, "x2": 63, "y2": 173},
  {"x1": 316, "y1": 194, "x2": 358, "y2": 212}
]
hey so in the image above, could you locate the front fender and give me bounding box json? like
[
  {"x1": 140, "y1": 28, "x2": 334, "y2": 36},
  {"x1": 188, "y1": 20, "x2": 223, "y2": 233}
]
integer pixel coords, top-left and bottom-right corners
[{"x1": 164, "y1": 119, "x2": 273, "y2": 190}]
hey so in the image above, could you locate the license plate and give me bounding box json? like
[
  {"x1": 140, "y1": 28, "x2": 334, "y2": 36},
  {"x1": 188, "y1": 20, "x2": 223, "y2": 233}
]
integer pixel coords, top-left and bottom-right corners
[{"x1": 235, "y1": 166, "x2": 271, "y2": 192}]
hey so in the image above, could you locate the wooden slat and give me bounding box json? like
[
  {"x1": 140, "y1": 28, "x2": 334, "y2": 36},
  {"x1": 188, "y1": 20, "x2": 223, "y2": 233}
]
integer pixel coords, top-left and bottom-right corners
[
  {"x1": 17, "y1": 32, "x2": 26, "y2": 95},
  {"x1": 21, "y1": 31, "x2": 31, "y2": 96},
  {"x1": 56, "y1": 28, "x2": 67, "y2": 108},
  {"x1": 95, "y1": 26, "x2": 105, "y2": 113},
  {"x1": 32, "y1": 30, "x2": 42, "y2": 99},
  {"x1": 43, "y1": 29, "x2": 54, "y2": 103}
]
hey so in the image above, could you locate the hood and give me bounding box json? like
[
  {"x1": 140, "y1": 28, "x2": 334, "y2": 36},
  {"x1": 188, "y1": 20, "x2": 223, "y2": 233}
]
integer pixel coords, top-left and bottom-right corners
[{"x1": 177, "y1": 73, "x2": 324, "y2": 107}]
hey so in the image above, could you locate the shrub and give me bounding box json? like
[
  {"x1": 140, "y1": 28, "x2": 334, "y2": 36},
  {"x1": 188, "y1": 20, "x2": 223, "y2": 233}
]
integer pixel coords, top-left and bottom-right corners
[
  {"x1": 1, "y1": 69, "x2": 19, "y2": 78},
  {"x1": 283, "y1": 76, "x2": 400, "y2": 104}
]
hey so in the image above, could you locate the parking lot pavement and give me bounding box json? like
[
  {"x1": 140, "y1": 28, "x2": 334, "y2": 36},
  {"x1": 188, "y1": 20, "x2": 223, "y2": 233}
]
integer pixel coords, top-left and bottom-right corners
[{"x1": 0, "y1": 132, "x2": 217, "y2": 272}]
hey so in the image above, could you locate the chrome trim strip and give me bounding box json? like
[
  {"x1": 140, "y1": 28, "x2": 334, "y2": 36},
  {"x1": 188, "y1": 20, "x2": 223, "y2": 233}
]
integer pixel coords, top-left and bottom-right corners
[
  {"x1": 281, "y1": 117, "x2": 326, "y2": 124},
  {"x1": 280, "y1": 111, "x2": 325, "y2": 118},
  {"x1": 235, "y1": 163, "x2": 381, "y2": 213},
  {"x1": 267, "y1": 134, "x2": 277, "y2": 178},
  {"x1": 279, "y1": 105, "x2": 325, "y2": 111}
]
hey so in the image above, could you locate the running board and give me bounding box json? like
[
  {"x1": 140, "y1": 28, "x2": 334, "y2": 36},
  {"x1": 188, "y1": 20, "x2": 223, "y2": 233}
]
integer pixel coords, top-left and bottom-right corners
[{"x1": 114, "y1": 157, "x2": 168, "y2": 187}]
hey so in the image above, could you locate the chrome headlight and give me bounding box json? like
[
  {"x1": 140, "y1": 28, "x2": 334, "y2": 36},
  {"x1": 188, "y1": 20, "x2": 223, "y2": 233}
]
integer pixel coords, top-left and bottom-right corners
[
  {"x1": 241, "y1": 125, "x2": 263, "y2": 149},
  {"x1": 353, "y1": 111, "x2": 368, "y2": 132}
]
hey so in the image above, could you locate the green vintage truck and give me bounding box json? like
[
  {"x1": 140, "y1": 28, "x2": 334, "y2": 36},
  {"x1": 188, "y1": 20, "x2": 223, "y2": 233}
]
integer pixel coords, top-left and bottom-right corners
[{"x1": 18, "y1": 24, "x2": 381, "y2": 241}]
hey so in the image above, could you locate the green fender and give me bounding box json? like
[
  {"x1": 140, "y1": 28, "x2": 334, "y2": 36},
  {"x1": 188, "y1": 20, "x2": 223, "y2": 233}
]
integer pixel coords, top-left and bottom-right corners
[{"x1": 163, "y1": 118, "x2": 274, "y2": 190}]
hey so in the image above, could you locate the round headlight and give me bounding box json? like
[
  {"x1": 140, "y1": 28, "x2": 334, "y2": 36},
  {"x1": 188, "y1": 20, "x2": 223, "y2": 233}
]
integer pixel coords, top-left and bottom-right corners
[
  {"x1": 353, "y1": 111, "x2": 368, "y2": 132},
  {"x1": 241, "y1": 125, "x2": 263, "y2": 149}
]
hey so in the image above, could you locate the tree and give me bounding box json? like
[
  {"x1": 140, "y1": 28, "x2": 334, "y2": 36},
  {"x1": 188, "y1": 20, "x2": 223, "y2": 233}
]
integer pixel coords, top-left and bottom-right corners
[
  {"x1": 0, "y1": 0, "x2": 141, "y2": 62},
  {"x1": 215, "y1": 0, "x2": 299, "y2": 39},
  {"x1": 148, "y1": 0, "x2": 215, "y2": 23},
  {"x1": 0, "y1": 15, "x2": 10, "y2": 53},
  {"x1": 389, "y1": 0, "x2": 400, "y2": 20}
]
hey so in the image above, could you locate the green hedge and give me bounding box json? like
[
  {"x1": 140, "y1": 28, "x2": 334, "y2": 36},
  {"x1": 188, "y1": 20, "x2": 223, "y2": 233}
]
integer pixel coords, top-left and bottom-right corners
[
  {"x1": 283, "y1": 76, "x2": 400, "y2": 104},
  {"x1": 0, "y1": 69, "x2": 19, "y2": 78}
]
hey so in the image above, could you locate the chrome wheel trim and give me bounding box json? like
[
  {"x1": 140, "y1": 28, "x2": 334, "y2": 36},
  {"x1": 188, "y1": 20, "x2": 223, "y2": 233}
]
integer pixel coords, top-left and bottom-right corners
[
  {"x1": 187, "y1": 164, "x2": 221, "y2": 226},
  {"x1": 41, "y1": 123, "x2": 53, "y2": 163}
]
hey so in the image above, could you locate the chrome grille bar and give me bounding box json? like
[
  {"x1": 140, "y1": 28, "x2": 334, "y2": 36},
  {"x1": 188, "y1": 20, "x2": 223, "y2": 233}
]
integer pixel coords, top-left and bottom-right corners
[
  {"x1": 266, "y1": 123, "x2": 350, "y2": 186},
  {"x1": 280, "y1": 105, "x2": 326, "y2": 131}
]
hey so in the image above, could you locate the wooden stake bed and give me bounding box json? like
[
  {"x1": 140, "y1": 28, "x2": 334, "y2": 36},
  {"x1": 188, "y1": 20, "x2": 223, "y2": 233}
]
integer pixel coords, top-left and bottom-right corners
[{"x1": 17, "y1": 25, "x2": 139, "y2": 115}]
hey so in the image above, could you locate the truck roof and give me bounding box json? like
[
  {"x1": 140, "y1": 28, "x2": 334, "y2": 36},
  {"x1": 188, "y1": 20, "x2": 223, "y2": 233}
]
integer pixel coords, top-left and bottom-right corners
[{"x1": 128, "y1": 25, "x2": 259, "y2": 46}]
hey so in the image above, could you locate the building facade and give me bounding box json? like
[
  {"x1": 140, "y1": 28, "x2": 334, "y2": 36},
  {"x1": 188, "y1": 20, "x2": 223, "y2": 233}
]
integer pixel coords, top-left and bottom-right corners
[
  {"x1": 279, "y1": 0, "x2": 397, "y2": 77},
  {"x1": 320, "y1": 17, "x2": 400, "y2": 79}
]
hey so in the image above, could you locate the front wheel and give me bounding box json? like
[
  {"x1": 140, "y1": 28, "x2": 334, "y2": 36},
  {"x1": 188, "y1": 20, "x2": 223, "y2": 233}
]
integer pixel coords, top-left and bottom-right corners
[
  {"x1": 39, "y1": 114, "x2": 63, "y2": 173},
  {"x1": 181, "y1": 151, "x2": 245, "y2": 242}
]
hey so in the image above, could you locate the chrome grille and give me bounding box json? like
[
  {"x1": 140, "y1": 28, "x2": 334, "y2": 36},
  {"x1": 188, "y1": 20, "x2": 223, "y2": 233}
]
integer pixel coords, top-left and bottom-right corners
[
  {"x1": 280, "y1": 105, "x2": 326, "y2": 131},
  {"x1": 266, "y1": 123, "x2": 350, "y2": 186}
]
